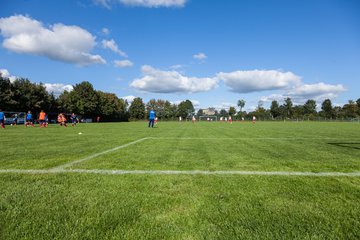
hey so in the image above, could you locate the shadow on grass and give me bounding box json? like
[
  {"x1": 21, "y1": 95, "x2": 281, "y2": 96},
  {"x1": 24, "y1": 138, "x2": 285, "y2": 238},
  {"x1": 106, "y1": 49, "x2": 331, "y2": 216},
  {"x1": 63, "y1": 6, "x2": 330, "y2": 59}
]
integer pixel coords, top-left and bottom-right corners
[{"x1": 327, "y1": 142, "x2": 360, "y2": 150}]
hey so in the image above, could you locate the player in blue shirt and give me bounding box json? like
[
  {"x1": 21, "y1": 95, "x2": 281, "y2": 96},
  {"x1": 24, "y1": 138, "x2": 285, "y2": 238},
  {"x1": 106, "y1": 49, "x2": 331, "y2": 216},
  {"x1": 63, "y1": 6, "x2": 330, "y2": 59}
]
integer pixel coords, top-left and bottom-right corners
[
  {"x1": 0, "y1": 109, "x2": 6, "y2": 129},
  {"x1": 148, "y1": 109, "x2": 156, "y2": 128},
  {"x1": 71, "y1": 113, "x2": 78, "y2": 126},
  {"x1": 25, "y1": 111, "x2": 34, "y2": 127}
]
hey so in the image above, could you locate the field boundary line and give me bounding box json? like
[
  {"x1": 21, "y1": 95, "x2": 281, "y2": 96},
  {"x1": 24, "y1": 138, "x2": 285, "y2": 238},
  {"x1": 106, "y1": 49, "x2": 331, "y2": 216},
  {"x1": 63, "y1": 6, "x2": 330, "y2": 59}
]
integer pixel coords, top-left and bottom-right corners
[
  {"x1": 0, "y1": 169, "x2": 360, "y2": 177},
  {"x1": 50, "y1": 137, "x2": 151, "y2": 170},
  {"x1": 151, "y1": 137, "x2": 360, "y2": 140}
]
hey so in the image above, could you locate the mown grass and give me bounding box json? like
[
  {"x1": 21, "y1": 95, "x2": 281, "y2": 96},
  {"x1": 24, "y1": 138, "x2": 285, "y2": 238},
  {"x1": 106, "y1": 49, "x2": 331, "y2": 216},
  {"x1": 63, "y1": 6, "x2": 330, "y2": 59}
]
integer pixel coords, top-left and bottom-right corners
[{"x1": 0, "y1": 121, "x2": 360, "y2": 239}]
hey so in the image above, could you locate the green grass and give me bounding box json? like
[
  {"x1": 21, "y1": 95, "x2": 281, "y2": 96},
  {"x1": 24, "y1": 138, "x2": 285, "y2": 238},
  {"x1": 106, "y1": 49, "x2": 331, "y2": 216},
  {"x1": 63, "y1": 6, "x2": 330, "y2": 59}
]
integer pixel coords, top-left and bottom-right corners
[{"x1": 0, "y1": 121, "x2": 360, "y2": 239}]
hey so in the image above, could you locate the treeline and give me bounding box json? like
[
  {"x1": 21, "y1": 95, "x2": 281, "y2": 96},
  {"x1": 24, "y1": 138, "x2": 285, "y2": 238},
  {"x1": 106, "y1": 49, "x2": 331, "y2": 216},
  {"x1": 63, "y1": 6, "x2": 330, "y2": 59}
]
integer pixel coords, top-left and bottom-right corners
[
  {"x1": 1, "y1": 74, "x2": 359, "y2": 122},
  {"x1": 0, "y1": 74, "x2": 195, "y2": 122},
  {"x1": 213, "y1": 98, "x2": 360, "y2": 121}
]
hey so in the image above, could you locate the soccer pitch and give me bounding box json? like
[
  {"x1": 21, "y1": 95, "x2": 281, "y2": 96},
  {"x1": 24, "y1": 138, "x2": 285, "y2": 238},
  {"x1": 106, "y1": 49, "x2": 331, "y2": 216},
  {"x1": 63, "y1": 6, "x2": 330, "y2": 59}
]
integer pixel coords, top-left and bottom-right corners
[{"x1": 1, "y1": 121, "x2": 360, "y2": 239}]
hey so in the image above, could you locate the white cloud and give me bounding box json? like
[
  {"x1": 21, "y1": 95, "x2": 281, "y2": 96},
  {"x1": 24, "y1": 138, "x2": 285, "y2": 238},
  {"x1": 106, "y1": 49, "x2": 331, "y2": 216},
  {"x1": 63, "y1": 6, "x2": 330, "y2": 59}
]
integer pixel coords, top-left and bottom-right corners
[
  {"x1": 102, "y1": 39, "x2": 127, "y2": 57},
  {"x1": 94, "y1": 0, "x2": 186, "y2": 8},
  {"x1": 169, "y1": 64, "x2": 183, "y2": 70},
  {"x1": 217, "y1": 70, "x2": 301, "y2": 93},
  {"x1": 119, "y1": 0, "x2": 186, "y2": 8},
  {"x1": 0, "y1": 69, "x2": 17, "y2": 82},
  {"x1": 44, "y1": 83, "x2": 73, "y2": 96},
  {"x1": 0, "y1": 15, "x2": 106, "y2": 65},
  {"x1": 172, "y1": 99, "x2": 200, "y2": 107},
  {"x1": 102, "y1": 28, "x2": 110, "y2": 35},
  {"x1": 214, "y1": 102, "x2": 236, "y2": 111},
  {"x1": 130, "y1": 65, "x2": 218, "y2": 93},
  {"x1": 121, "y1": 95, "x2": 136, "y2": 103},
  {"x1": 193, "y1": 52, "x2": 207, "y2": 60},
  {"x1": 260, "y1": 83, "x2": 346, "y2": 105},
  {"x1": 114, "y1": 60, "x2": 134, "y2": 68}
]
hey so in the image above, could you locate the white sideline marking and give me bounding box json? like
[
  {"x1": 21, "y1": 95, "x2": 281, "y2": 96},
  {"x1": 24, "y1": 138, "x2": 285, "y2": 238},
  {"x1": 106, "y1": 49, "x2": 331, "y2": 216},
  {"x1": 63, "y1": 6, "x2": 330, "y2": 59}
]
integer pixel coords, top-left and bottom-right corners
[
  {"x1": 0, "y1": 169, "x2": 360, "y2": 177},
  {"x1": 151, "y1": 137, "x2": 360, "y2": 140},
  {"x1": 51, "y1": 137, "x2": 151, "y2": 170}
]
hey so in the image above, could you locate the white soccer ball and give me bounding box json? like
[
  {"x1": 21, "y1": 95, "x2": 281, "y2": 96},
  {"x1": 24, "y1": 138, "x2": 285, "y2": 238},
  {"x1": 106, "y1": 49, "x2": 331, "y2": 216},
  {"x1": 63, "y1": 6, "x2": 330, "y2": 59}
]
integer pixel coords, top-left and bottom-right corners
[
  {"x1": 10, "y1": 124, "x2": 13, "y2": 126},
  {"x1": 78, "y1": 132, "x2": 82, "y2": 135}
]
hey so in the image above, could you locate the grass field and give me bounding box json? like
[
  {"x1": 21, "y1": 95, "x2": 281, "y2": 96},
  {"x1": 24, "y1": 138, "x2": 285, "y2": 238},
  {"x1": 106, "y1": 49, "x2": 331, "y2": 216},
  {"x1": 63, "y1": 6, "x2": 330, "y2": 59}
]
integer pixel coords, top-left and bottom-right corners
[{"x1": 1, "y1": 121, "x2": 360, "y2": 239}]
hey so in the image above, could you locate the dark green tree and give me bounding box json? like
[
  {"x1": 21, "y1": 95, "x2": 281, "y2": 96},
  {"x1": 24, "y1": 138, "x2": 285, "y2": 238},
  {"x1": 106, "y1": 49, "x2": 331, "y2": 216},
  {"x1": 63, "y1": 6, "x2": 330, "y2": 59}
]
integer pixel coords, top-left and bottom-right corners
[
  {"x1": 283, "y1": 97, "x2": 293, "y2": 118},
  {"x1": 237, "y1": 99, "x2": 246, "y2": 113},
  {"x1": 177, "y1": 100, "x2": 194, "y2": 119},
  {"x1": 321, "y1": 99, "x2": 333, "y2": 119},
  {"x1": 228, "y1": 106, "x2": 236, "y2": 116},
  {"x1": 270, "y1": 100, "x2": 281, "y2": 119},
  {"x1": 129, "y1": 97, "x2": 145, "y2": 120}
]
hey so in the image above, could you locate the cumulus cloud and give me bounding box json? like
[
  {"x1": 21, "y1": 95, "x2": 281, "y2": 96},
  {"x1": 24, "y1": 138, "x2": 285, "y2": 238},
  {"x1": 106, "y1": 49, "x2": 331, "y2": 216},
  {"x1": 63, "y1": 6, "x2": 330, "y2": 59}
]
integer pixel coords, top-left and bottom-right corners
[
  {"x1": 130, "y1": 65, "x2": 218, "y2": 93},
  {"x1": 0, "y1": 69, "x2": 17, "y2": 82},
  {"x1": 94, "y1": 0, "x2": 186, "y2": 8},
  {"x1": 172, "y1": 99, "x2": 200, "y2": 107},
  {"x1": 102, "y1": 39, "x2": 127, "y2": 57},
  {"x1": 121, "y1": 95, "x2": 136, "y2": 103},
  {"x1": 193, "y1": 52, "x2": 207, "y2": 60},
  {"x1": 102, "y1": 28, "x2": 110, "y2": 35},
  {"x1": 216, "y1": 70, "x2": 301, "y2": 93},
  {"x1": 114, "y1": 60, "x2": 133, "y2": 68},
  {"x1": 0, "y1": 15, "x2": 106, "y2": 65},
  {"x1": 44, "y1": 83, "x2": 74, "y2": 96},
  {"x1": 260, "y1": 83, "x2": 346, "y2": 105}
]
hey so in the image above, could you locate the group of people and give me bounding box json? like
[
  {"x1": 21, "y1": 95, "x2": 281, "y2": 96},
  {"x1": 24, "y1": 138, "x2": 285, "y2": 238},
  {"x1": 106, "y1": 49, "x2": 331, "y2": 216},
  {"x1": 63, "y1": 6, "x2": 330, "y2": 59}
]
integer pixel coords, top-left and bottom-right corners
[{"x1": 0, "y1": 109, "x2": 79, "y2": 129}]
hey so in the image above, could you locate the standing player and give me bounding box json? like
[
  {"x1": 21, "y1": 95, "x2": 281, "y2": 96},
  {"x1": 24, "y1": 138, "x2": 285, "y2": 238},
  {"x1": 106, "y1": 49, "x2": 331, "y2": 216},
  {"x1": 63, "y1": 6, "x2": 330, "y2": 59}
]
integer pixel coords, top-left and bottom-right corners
[
  {"x1": 71, "y1": 113, "x2": 78, "y2": 127},
  {"x1": 252, "y1": 115, "x2": 256, "y2": 124},
  {"x1": 25, "y1": 111, "x2": 34, "y2": 127},
  {"x1": 38, "y1": 110, "x2": 46, "y2": 128},
  {"x1": 13, "y1": 114, "x2": 18, "y2": 126},
  {"x1": 148, "y1": 109, "x2": 156, "y2": 128},
  {"x1": 154, "y1": 116, "x2": 158, "y2": 125},
  {"x1": 241, "y1": 117, "x2": 244, "y2": 123},
  {"x1": 0, "y1": 109, "x2": 5, "y2": 129},
  {"x1": 192, "y1": 115, "x2": 196, "y2": 123},
  {"x1": 229, "y1": 115, "x2": 233, "y2": 124}
]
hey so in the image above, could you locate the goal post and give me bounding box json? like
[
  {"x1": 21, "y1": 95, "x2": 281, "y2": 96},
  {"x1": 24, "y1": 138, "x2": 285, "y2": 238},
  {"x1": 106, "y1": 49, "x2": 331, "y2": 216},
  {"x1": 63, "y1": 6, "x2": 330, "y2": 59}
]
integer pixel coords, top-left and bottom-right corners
[{"x1": 199, "y1": 115, "x2": 218, "y2": 122}]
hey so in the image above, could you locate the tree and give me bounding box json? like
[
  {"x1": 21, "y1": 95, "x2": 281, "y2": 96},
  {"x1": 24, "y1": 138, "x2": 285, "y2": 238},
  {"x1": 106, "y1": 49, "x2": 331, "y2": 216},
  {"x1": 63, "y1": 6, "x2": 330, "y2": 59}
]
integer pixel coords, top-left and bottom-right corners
[
  {"x1": 357, "y1": 98, "x2": 360, "y2": 115},
  {"x1": 270, "y1": 100, "x2": 280, "y2": 119},
  {"x1": 321, "y1": 99, "x2": 333, "y2": 119},
  {"x1": 283, "y1": 97, "x2": 293, "y2": 118},
  {"x1": 129, "y1": 97, "x2": 145, "y2": 120},
  {"x1": 219, "y1": 109, "x2": 228, "y2": 117},
  {"x1": 237, "y1": 99, "x2": 246, "y2": 112},
  {"x1": 303, "y1": 99, "x2": 317, "y2": 119},
  {"x1": 228, "y1": 106, "x2": 236, "y2": 116},
  {"x1": 342, "y1": 100, "x2": 358, "y2": 118},
  {"x1": 177, "y1": 100, "x2": 194, "y2": 119}
]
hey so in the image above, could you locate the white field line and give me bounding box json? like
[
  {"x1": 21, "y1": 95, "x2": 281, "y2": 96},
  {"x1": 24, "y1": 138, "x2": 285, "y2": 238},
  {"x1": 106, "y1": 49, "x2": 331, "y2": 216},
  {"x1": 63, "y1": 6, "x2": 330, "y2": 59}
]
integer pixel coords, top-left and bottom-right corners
[
  {"x1": 51, "y1": 137, "x2": 151, "y2": 170},
  {"x1": 151, "y1": 137, "x2": 360, "y2": 140},
  {"x1": 0, "y1": 169, "x2": 360, "y2": 177}
]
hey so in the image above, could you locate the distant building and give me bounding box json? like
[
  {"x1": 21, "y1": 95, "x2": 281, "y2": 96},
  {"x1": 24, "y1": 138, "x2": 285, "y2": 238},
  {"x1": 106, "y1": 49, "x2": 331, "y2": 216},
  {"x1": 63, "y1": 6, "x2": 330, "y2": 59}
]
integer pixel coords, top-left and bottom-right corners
[{"x1": 202, "y1": 107, "x2": 216, "y2": 116}]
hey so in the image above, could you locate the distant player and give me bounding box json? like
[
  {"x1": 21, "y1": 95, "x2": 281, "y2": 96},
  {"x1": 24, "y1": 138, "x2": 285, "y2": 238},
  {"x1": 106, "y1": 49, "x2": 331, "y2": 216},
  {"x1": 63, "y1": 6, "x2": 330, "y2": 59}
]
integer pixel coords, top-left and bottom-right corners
[
  {"x1": 96, "y1": 116, "x2": 100, "y2": 123},
  {"x1": 154, "y1": 116, "x2": 158, "y2": 125},
  {"x1": 148, "y1": 109, "x2": 156, "y2": 128},
  {"x1": 241, "y1": 117, "x2": 244, "y2": 123},
  {"x1": 38, "y1": 110, "x2": 46, "y2": 128},
  {"x1": 57, "y1": 113, "x2": 67, "y2": 127},
  {"x1": 179, "y1": 116, "x2": 182, "y2": 122},
  {"x1": 71, "y1": 113, "x2": 78, "y2": 126},
  {"x1": 229, "y1": 115, "x2": 233, "y2": 124},
  {"x1": 0, "y1": 109, "x2": 5, "y2": 129},
  {"x1": 25, "y1": 111, "x2": 34, "y2": 127},
  {"x1": 252, "y1": 116, "x2": 256, "y2": 124},
  {"x1": 192, "y1": 115, "x2": 196, "y2": 123},
  {"x1": 220, "y1": 117, "x2": 223, "y2": 122},
  {"x1": 13, "y1": 114, "x2": 18, "y2": 126}
]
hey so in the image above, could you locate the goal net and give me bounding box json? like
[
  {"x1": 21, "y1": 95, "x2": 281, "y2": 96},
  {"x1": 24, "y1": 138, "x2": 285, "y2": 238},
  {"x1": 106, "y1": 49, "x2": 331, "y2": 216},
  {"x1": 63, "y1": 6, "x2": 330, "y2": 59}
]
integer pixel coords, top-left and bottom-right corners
[{"x1": 199, "y1": 115, "x2": 218, "y2": 122}]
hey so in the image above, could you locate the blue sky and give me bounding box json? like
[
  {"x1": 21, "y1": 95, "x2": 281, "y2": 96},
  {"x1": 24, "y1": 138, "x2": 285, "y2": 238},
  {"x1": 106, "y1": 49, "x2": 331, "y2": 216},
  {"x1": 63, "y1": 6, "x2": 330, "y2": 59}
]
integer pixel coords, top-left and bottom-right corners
[{"x1": 0, "y1": 0, "x2": 359, "y2": 111}]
